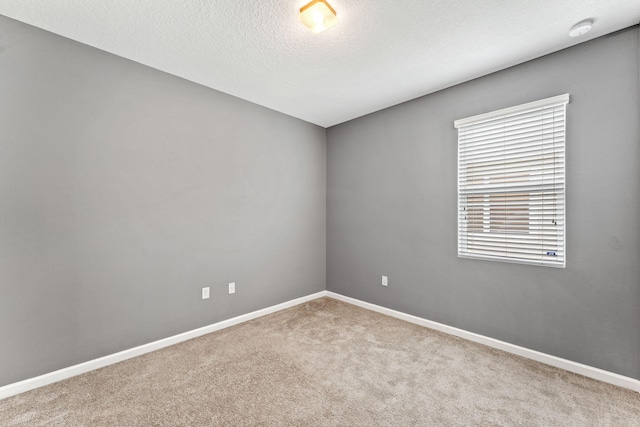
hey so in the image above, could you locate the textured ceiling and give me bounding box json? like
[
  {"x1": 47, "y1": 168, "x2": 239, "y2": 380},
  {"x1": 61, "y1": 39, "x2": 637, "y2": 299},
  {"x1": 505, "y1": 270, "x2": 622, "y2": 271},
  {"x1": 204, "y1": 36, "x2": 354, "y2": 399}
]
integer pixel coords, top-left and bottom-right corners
[{"x1": 0, "y1": 0, "x2": 639, "y2": 127}]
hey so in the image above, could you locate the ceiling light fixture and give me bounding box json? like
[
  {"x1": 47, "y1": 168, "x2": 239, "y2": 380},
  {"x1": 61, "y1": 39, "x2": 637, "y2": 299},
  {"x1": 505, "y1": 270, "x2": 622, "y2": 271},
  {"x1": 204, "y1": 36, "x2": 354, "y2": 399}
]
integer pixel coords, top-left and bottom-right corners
[
  {"x1": 569, "y1": 19, "x2": 593, "y2": 37},
  {"x1": 299, "y1": 0, "x2": 337, "y2": 34}
]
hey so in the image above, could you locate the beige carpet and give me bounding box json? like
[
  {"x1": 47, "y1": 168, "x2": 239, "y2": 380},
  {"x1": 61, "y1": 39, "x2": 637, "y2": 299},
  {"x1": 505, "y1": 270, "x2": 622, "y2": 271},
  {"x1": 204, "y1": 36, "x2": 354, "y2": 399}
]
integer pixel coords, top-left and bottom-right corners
[{"x1": 1, "y1": 297, "x2": 639, "y2": 426}]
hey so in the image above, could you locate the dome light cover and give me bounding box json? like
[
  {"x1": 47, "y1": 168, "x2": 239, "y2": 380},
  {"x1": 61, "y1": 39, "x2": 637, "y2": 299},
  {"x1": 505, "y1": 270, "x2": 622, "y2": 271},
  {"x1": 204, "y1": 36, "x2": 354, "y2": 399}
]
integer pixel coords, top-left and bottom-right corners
[{"x1": 300, "y1": 0, "x2": 337, "y2": 34}]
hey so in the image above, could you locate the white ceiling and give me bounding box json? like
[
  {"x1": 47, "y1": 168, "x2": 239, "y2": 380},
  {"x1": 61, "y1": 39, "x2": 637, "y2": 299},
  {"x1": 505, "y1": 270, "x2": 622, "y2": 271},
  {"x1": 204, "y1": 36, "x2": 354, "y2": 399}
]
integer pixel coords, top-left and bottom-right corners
[{"x1": 0, "y1": 1, "x2": 639, "y2": 127}]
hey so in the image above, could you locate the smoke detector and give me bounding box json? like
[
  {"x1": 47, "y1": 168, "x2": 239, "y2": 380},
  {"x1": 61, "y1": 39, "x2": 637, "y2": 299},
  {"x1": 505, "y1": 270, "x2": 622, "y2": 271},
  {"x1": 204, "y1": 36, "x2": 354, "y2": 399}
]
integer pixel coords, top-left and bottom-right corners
[{"x1": 569, "y1": 20, "x2": 593, "y2": 37}]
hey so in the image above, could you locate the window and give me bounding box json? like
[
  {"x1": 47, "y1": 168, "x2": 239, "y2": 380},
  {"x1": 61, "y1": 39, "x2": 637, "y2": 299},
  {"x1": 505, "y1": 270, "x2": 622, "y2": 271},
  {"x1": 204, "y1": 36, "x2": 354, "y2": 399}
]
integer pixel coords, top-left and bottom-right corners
[{"x1": 455, "y1": 94, "x2": 568, "y2": 267}]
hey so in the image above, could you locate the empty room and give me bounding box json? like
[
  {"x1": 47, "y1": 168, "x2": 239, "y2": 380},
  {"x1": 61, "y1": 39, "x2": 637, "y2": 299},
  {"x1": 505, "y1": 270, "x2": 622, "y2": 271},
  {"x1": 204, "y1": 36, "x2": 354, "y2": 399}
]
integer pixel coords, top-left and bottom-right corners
[{"x1": 1, "y1": 0, "x2": 639, "y2": 425}]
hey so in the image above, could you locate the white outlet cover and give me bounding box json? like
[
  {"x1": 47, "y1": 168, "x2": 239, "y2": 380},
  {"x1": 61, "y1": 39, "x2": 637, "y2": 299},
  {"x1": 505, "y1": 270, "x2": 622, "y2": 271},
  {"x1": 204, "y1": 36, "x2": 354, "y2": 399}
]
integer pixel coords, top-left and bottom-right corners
[
  {"x1": 228, "y1": 282, "x2": 235, "y2": 295},
  {"x1": 382, "y1": 276, "x2": 388, "y2": 287},
  {"x1": 202, "y1": 287, "x2": 210, "y2": 300}
]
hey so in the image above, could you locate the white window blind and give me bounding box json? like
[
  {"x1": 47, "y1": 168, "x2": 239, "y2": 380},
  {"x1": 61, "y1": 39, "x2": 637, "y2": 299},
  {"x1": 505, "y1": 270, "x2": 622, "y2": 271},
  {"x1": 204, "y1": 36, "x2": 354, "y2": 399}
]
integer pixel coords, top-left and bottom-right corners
[{"x1": 455, "y1": 94, "x2": 569, "y2": 267}]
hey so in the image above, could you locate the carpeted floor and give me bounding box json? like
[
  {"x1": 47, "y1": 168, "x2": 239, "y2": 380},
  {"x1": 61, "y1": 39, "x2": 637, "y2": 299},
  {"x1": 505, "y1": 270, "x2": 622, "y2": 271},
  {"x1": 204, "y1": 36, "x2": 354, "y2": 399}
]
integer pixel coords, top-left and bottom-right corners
[{"x1": 1, "y1": 297, "x2": 639, "y2": 426}]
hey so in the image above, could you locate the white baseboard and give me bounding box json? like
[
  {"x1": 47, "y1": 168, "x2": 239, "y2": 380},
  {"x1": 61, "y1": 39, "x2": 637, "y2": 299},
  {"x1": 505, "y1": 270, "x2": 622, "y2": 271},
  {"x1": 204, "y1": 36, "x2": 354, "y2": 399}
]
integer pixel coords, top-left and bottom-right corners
[
  {"x1": 326, "y1": 291, "x2": 640, "y2": 393},
  {"x1": 0, "y1": 291, "x2": 328, "y2": 400},
  {"x1": 3, "y1": 290, "x2": 638, "y2": 400}
]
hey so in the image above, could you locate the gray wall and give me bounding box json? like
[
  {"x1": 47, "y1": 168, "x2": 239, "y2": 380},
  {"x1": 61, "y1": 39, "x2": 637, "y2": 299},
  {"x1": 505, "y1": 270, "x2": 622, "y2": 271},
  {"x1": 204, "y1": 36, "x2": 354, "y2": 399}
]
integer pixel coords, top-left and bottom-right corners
[
  {"x1": 327, "y1": 27, "x2": 640, "y2": 379},
  {"x1": 0, "y1": 16, "x2": 326, "y2": 387}
]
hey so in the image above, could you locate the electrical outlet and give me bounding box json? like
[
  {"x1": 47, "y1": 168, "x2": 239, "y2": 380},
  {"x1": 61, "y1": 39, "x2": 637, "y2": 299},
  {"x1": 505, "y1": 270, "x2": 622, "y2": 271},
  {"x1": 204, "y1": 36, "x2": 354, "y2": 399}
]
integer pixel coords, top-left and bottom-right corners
[
  {"x1": 202, "y1": 287, "x2": 210, "y2": 300},
  {"x1": 228, "y1": 282, "x2": 236, "y2": 295},
  {"x1": 381, "y1": 276, "x2": 388, "y2": 287}
]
